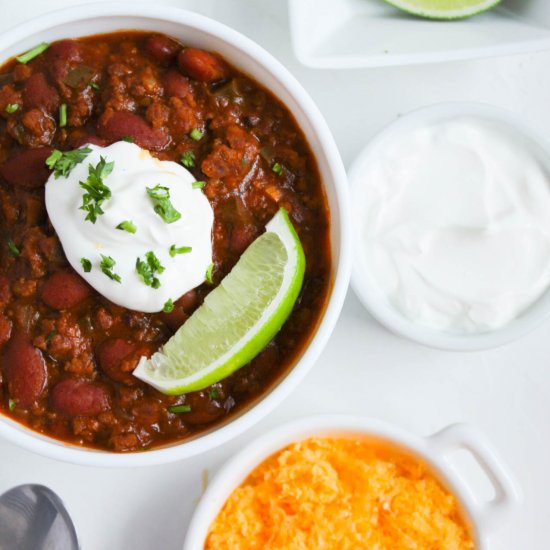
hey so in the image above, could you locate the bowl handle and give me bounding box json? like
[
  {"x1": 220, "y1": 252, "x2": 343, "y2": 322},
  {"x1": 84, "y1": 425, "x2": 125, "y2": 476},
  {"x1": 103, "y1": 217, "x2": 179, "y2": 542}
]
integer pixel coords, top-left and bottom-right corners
[{"x1": 428, "y1": 423, "x2": 521, "y2": 531}]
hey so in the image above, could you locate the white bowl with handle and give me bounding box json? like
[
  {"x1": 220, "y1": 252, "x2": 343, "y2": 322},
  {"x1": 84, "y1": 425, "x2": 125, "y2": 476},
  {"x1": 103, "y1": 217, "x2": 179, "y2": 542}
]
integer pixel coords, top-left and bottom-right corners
[{"x1": 183, "y1": 415, "x2": 521, "y2": 550}]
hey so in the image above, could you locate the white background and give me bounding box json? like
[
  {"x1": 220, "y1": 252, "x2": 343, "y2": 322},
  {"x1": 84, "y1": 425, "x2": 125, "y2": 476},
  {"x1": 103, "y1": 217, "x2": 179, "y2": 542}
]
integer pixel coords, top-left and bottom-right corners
[{"x1": 1, "y1": 1, "x2": 549, "y2": 549}]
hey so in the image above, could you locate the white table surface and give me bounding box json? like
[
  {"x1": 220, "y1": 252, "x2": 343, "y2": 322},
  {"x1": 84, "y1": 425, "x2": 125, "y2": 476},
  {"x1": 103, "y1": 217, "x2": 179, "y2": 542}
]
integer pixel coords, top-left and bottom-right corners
[{"x1": 1, "y1": 1, "x2": 549, "y2": 549}]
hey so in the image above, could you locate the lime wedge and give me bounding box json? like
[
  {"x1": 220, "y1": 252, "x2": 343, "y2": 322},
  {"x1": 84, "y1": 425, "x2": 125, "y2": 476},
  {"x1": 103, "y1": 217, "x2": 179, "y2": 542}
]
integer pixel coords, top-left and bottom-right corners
[
  {"x1": 133, "y1": 208, "x2": 305, "y2": 394},
  {"x1": 383, "y1": 0, "x2": 500, "y2": 19}
]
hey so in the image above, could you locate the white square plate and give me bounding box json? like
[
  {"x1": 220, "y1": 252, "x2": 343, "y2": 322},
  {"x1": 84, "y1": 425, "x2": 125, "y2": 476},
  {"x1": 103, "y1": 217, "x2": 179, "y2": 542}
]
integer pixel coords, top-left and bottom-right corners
[{"x1": 289, "y1": 0, "x2": 550, "y2": 68}]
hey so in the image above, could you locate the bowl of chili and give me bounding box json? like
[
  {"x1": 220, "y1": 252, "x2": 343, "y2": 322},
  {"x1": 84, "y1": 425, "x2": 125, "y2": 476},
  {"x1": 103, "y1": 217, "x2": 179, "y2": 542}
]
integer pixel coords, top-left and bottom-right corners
[{"x1": 0, "y1": 4, "x2": 351, "y2": 466}]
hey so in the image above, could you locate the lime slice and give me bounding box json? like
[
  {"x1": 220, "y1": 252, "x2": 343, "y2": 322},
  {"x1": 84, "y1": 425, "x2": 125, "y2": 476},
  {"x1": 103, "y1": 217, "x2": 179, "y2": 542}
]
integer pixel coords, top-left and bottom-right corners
[
  {"x1": 133, "y1": 208, "x2": 305, "y2": 394},
  {"x1": 383, "y1": 0, "x2": 500, "y2": 19}
]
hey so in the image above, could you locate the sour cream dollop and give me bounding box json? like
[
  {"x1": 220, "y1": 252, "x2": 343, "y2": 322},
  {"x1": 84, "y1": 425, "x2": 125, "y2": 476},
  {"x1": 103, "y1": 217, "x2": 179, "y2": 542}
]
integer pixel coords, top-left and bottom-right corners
[
  {"x1": 46, "y1": 141, "x2": 214, "y2": 313},
  {"x1": 355, "y1": 116, "x2": 550, "y2": 334}
]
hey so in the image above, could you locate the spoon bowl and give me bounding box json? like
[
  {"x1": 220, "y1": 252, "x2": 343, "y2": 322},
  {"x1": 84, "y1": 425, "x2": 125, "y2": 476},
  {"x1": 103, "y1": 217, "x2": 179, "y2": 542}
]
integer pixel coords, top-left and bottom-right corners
[{"x1": 0, "y1": 484, "x2": 78, "y2": 550}]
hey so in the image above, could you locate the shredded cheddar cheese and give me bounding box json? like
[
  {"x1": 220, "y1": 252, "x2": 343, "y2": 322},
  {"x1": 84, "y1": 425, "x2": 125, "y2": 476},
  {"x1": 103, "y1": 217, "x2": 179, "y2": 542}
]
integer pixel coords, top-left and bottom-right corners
[{"x1": 205, "y1": 437, "x2": 475, "y2": 549}]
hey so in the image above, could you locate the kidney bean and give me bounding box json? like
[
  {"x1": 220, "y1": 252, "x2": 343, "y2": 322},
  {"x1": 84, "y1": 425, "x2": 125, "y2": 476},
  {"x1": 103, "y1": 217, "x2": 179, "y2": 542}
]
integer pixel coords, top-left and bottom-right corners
[
  {"x1": 45, "y1": 40, "x2": 82, "y2": 84},
  {"x1": 179, "y1": 393, "x2": 223, "y2": 425},
  {"x1": 160, "y1": 308, "x2": 188, "y2": 332},
  {"x1": 177, "y1": 289, "x2": 199, "y2": 312},
  {"x1": 51, "y1": 378, "x2": 110, "y2": 416},
  {"x1": 145, "y1": 34, "x2": 181, "y2": 63},
  {"x1": 98, "y1": 111, "x2": 171, "y2": 151},
  {"x1": 177, "y1": 48, "x2": 228, "y2": 82},
  {"x1": 160, "y1": 289, "x2": 199, "y2": 331},
  {"x1": 70, "y1": 134, "x2": 107, "y2": 149},
  {"x1": 231, "y1": 224, "x2": 258, "y2": 254},
  {"x1": 97, "y1": 338, "x2": 141, "y2": 385},
  {"x1": 46, "y1": 39, "x2": 82, "y2": 66},
  {"x1": 163, "y1": 70, "x2": 192, "y2": 99},
  {"x1": 0, "y1": 147, "x2": 53, "y2": 188},
  {"x1": 22, "y1": 73, "x2": 59, "y2": 113},
  {"x1": 3, "y1": 332, "x2": 47, "y2": 407},
  {"x1": 41, "y1": 271, "x2": 92, "y2": 310}
]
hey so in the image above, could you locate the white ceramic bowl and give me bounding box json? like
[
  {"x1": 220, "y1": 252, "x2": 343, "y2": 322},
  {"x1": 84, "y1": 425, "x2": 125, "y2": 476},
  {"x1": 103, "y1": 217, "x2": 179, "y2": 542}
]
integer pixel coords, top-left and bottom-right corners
[
  {"x1": 288, "y1": 0, "x2": 550, "y2": 69},
  {"x1": 350, "y1": 102, "x2": 550, "y2": 351},
  {"x1": 183, "y1": 415, "x2": 521, "y2": 550},
  {"x1": 0, "y1": 4, "x2": 351, "y2": 467}
]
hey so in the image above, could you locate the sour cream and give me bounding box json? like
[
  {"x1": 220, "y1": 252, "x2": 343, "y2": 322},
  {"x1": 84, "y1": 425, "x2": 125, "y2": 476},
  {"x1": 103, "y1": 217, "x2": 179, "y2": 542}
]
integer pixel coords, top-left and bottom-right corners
[
  {"x1": 46, "y1": 142, "x2": 214, "y2": 313},
  {"x1": 356, "y1": 116, "x2": 550, "y2": 334}
]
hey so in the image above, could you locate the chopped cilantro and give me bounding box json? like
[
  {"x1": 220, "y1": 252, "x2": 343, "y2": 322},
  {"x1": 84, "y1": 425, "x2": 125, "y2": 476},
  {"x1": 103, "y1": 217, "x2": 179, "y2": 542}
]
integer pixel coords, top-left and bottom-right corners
[
  {"x1": 189, "y1": 128, "x2": 203, "y2": 141},
  {"x1": 100, "y1": 254, "x2": 121, "y2": 283},
  {"x1": 8, "y1": 399, "x2": 15, "y2": 412},
  {"x1": 192, "y1": 181, "x2": 206, "y2": 189},
  {"x1": 163, "y1": 298, "x2": 174, "y2": 313},
  {"x1": 136, "y1": 251, "x2": 165, "y2": 289},
  {"x1": 180, "y1": 151, "x2": 195, "y2": 168},
  {"x1": 90, "y1": 81, "x2": 100, "y2": 90},
  {"x1": 169, "y1": 404, "x2": 191, "y2": 413},
  {"x1": 205, "y1": 262, "x2": 214, "y2": 284},
  {"x1": 122, "y1": 135, "x2": 134, "y2": 143},
  {"x1": 146, "y1": 185, "x2": 181, "y2": 224},
  {"x1": 116, "y1": 220, "x2": 137, "y2": 234},
  {"x1": 46, "y1": 146, "x2": 92, "y2": 179},
  {"x1": 80, "y1": 257, "x2": 92, "y2": 272},
  {"x1": 5, "y1": 103, "x2": 18, "y2": 114},
  {"x1": 59, "y1": 103, "x2": 67, "y2": 127},
  {"x1": 272, "y1": 162, "x2": 283, "y2": 175},
  {"x1": 7, "y1": 239, "x2": 20, "y2": 257},
  {"x1": 45, "y1": 330, "x2": 56, "y2": 344},
  {"x1": 208, "y1": 388, "x2": 220, "y2": 400},
  {"x1": 169, "y1": 244, "x2": 192, "y2": 257},
  {"x1": 16, "y1": 42, "x2": 50, "y2": 64},
  {"x1": 79, "y1": 156, "x2": 114, "y2": 223}
]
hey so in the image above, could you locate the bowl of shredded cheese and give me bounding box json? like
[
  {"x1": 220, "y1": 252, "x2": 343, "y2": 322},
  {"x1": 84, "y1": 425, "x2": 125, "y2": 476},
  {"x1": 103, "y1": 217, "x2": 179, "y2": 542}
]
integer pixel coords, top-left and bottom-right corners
[{"x1": 183, "y1": 415, "x2": 520, "y2": 550}]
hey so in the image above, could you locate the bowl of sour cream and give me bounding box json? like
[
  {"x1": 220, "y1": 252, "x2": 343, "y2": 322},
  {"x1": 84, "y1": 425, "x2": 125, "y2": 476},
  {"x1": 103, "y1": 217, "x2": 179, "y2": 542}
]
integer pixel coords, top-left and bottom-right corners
[{"x1": 350, "y1": 102, "x2": 550, "y2": 351}]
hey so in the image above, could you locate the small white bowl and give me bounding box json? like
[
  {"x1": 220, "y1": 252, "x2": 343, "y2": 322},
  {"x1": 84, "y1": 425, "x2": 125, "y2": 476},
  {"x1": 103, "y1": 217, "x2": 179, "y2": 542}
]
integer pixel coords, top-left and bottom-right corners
[
  {"x1": 183, "y1": 415, "x2": 521, "y2": 550},
  {"x1": 350, "y1": 102, "x2": 550, "y2": 351},
  {"x1": 0, "y1": 4, "x2": 352, "y2": 467},
  {"x1": 288, "y1": 0, "x2": 550, "y2": 69}
]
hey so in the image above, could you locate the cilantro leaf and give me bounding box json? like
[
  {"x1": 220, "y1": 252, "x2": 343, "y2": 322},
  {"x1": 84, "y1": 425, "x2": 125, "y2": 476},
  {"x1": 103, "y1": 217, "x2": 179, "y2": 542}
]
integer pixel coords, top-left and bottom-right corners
[
  {"x1": 169, "y1": 404, "x2": 191, "y2": 413},
  {"x1": 189, "y1": 128, "x2": 203, "y2": 141},
  {"x1": 136, "y1": 251, "x2": 165, "y2": 289},
  {"x1": 272, "y1": 162, "x2": 283, "y2": 175},
  {"x1": 7, "y1": 239, "x2": 20, "y2": 257},
  {"x1": 169, "y1": 244, "x2": 192, "y2": 257},
  {"x1": 180, "y1": 151, "x2": 195, "y2": 168},
  {"x1": 146, "y1": 185, "x2": 181, "y2": 224},
  {"x1": 100, "y1": 254, "x2": 121, "y2": 283},
  {"x1": 205, "y1": 262, "x2": 214, "y2": 284},
  {"x1": 46, "y1": 146, "x2": 92, "y2": 179},
  {"x1": 16, "y1": 42, "x2": 50, "y2": 64},
  {"x1": 79, "y1": 156, "x2": 114, "y2": 223},
  {"x1": 80, "y1": 257, "x2": 92, "y2": 272},
  {"x1": 116, "y1": 220, "x2": 137, "y2": 234},
  {"x1": 208, "y1": 388, "x2": 220, "y2": 400}
]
